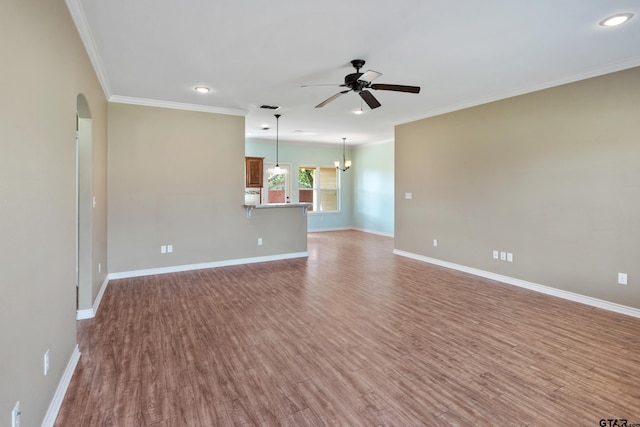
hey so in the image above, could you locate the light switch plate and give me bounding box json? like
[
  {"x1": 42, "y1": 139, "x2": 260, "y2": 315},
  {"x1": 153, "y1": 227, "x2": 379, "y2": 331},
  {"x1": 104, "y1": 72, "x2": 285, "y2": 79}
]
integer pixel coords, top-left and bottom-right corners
[
  {"x1": 618, "y1": 272, "x2": 628, "y2": 285},
  {"x1": 44, "y1": 349, "x2": 49, "y2": 375}
]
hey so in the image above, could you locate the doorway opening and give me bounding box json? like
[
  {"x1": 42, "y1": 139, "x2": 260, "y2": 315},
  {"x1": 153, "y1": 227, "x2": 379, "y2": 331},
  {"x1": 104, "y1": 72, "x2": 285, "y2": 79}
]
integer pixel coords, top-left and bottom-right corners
[
  {"x1": 263, "y1": 162, "x2": 291, "y2": 204},
  {"x1": 76, "y1": 94, "x2": 92, "y2": 315}
]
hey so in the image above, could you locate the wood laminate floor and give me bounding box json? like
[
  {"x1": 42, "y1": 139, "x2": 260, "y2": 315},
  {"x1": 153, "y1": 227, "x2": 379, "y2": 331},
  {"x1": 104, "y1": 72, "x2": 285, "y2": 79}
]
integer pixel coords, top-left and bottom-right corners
[{"x1": 56, "y1": 230, "x2": 640, "y2": 426}]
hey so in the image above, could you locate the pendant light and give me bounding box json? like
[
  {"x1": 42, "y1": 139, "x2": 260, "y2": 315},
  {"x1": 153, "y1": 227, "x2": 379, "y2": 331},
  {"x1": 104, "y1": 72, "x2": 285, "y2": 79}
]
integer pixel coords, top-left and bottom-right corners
[
  {"x1": 335, "y1": 137, "x2": 352, "y2": 172},
  {"x1": 273, "y1": 114, "x2": 282, "y2": 174}
]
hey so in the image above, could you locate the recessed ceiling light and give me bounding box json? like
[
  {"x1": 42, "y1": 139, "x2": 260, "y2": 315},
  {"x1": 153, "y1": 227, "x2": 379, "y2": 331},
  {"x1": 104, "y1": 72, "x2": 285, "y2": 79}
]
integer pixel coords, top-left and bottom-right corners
[
  {"x1": 353, "y1": 108, "x2": 364, "y2": 115},
  {"x1": 599, "y1": 13, "x2": 634, "y2": 27},
  {"x1": 194, "y1": 86, "x2": 211, "y2": 93}
]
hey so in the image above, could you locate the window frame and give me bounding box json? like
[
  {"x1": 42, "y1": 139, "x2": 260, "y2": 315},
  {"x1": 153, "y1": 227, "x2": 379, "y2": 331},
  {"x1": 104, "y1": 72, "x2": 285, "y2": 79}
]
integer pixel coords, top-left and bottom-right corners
[{"x1": 298, "y1": 165, "x2": 340, "y2": 213}]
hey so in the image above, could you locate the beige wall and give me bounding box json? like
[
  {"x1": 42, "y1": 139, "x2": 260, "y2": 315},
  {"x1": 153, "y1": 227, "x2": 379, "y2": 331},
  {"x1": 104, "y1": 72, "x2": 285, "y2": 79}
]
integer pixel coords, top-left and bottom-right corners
[
  {"x1": 0, "y1": 0, "x2": 108, "y2": 424},
  {"x1": 108, "y1": 103, "x2": 307, "y2": 274},
  {"x1": 396, "y1": 67, "x2": 640, "y2": 309}
]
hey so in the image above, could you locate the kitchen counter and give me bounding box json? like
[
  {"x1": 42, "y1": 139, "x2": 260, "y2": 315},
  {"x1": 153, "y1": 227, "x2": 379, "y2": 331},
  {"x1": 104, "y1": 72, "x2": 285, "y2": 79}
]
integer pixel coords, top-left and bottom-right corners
[{"x1": 243, "y1": 203, "x2": 312, "y2": 218}]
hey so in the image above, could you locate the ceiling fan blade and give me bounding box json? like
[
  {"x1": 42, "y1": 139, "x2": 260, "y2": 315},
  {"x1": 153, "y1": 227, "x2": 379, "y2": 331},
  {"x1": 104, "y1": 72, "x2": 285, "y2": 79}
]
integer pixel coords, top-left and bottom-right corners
[
  {"x1": 358, "y1": 70, "x2": 382, "y2": 83},
  {"x1": 315, "y1": 90, "x2": 349, "y2": 108},
  {"x1": 360, "y1": 90, "x2": 381, "y2": 109},
  {"x1": 371, "y1": 83, "x2": 421, "y2": 93}
]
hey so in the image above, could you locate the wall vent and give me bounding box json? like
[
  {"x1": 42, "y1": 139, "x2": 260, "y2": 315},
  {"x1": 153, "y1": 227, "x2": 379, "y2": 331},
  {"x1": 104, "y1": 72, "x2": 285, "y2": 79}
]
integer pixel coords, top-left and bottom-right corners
[{"x1": 260, "y1": 105, "x2": 280, "y2": 110}]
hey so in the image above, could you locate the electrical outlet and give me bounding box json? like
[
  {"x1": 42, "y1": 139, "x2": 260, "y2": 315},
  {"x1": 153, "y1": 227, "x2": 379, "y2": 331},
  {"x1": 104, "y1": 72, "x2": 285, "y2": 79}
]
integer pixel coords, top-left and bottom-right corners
[
  {"x1": 44, "y1": 349, "x2": 50, "y2": 375},
  {"x1": 433, "y1": 239, "x2": 437, "y2": 247},
  {"x1": 258, "y1": 238, "x2": 263, "y2": 246},
  {"x1": 618, "y1": 272, "x2": 628, "y2": 285},
  {"x1": 507, "y1": 252, "x2": 513, "y2": 262},
  {"x1": 167, "y1": 245, "x2": 173, "y2": 253},
  {"x1": 493, "y1": 250, "x2": 499, "y2": 259},
  {"x1": 405, "y1": 193, "x2": 412, "y2": 199},
  {"x1": 12, "y1": 401, "x2": 20, "y2": 427},
  {"x1": 161, "y1": 245, "x2": 166, "y2": 254}
]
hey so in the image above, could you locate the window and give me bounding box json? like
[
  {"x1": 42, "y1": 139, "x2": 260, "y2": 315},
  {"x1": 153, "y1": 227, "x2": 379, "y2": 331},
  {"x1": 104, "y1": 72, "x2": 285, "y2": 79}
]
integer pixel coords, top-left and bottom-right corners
[{"x1": 298, "y1": 166, "x2": 339, "y2": 212}]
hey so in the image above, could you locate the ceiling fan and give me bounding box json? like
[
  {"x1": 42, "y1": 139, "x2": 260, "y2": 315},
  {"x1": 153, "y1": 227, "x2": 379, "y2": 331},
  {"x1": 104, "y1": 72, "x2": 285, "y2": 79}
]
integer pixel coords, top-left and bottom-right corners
[{"x1": 306, "y1": 59, "x2": 421, "y2": 109}]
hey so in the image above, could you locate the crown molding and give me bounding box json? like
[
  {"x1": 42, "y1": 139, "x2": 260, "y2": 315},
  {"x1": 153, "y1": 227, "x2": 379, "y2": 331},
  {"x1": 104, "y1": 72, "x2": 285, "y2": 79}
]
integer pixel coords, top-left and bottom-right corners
[
  {"x1": 398, "y1": 56, "x2": 640, "y2": 126},
  {"x1": 109, "y1": 95, "x2": 248, "y2": 116},
  {"x1": 354, "y1": 138, "x2": 394, "y2": 148},
  {"x1": 65, "y1": 0, "x2": 247, "y2": 117},
  {"x1": 65, "y1": 0, "x2": 112, "y2": 98}
]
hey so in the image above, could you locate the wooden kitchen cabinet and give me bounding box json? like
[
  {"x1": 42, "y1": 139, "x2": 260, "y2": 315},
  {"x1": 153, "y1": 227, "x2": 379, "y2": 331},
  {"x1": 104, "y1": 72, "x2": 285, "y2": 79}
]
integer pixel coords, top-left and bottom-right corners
[{"x1": 245, "y1": 157, "x2": 264, "y2": 188}]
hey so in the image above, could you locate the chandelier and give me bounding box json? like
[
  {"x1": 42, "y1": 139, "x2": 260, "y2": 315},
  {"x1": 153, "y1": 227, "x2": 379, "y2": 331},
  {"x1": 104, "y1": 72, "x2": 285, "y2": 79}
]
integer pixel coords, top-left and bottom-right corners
[{"x1": 335, "y1": 137, "x2": 352, "y2": 172}]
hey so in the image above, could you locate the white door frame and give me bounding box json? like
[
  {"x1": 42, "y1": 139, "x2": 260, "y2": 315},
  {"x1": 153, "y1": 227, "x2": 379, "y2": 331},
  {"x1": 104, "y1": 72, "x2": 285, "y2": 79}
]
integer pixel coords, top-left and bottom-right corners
[{"x1": 263, "y1": 162, "x2": 292, "y2": 204}]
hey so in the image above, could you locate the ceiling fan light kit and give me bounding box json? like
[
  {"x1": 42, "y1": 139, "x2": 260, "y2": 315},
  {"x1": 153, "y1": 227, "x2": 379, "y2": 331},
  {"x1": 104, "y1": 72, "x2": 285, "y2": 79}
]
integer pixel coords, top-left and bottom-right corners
[{"x1": 310, "y1": 59, "x2": 421, "y2": 110}]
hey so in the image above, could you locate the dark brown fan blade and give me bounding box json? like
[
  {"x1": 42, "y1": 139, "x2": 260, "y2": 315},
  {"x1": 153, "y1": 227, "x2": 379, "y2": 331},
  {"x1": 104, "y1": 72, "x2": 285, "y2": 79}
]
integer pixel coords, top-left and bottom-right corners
[
  {"x1": 360, "y1": 90, "x2": 381, "y2": 109},
  {"x1": 371, "y1": 84, "x2": 421, "y2": 93},
  {"x1": 315, "y1": 90, "x2": 349, "y2": 108}
]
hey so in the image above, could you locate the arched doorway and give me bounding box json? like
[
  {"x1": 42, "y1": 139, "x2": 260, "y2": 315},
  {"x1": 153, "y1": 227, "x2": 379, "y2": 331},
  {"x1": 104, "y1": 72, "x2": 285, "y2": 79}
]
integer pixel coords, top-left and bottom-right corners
[{"x1": 76, "y1": 94, "x2": 93, "y2": 316}]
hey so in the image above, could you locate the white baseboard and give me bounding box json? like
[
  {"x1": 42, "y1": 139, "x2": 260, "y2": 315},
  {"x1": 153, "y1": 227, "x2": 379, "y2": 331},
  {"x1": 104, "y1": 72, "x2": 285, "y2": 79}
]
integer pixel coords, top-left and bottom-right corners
[
  {"x1": 393, "y1": 249, "x2": 640, "y2": 319},
  {"x1": 75, "y1": 309, "x2": 93, "y2": 320},
  {"x1": 76, "y1": 275, "x2": 109, "y2": 320},
  {"x1": 308, "y1": 226, "x2": 352, "y2": 233},
  {"x1": 308, "y1": 227, "x2": 394, "y2": 237},
  {"x1": 41, "y1": 345, "x2": 81, "y2": 427},
  {"x1": 92, "y1": 275, "x2": 109, "y2": 315},
  {"x1": 109, "y1": 251, "x2": 309, "y2": 280},
  {"x1": 351, "y1": 227, "x2": 394, "y2": 238}
]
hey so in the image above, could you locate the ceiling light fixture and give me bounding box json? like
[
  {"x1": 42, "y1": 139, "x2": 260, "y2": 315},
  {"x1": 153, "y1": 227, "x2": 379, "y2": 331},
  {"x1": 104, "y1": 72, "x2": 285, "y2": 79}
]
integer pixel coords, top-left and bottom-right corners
[
  {"x1": 335, "y1": 137, "x2": 352, "y2": 172},
  {"x1": 599, "y1": 13, "x2": 634, "y2": 27},
  {"x1": 353, "y1": 99, "x2": 364, "y2": 115},
  {"x1": 194, "y1": 86, "x2": 211, "y2": 93}
]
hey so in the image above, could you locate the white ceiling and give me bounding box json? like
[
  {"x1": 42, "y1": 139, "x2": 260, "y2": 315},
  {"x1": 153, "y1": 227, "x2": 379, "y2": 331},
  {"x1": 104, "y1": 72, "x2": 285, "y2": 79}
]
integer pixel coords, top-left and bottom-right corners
[{"x1": 69, "y1": 0, "x2": 640, "y2": 146}]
